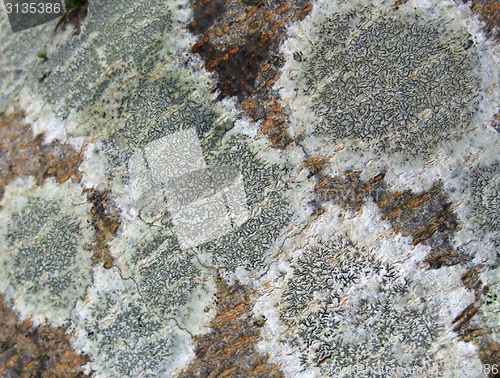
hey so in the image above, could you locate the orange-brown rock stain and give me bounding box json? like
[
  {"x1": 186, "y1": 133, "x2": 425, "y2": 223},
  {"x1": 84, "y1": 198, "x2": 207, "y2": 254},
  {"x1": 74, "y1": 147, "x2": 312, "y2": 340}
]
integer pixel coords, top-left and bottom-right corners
[
  {"x1": 189, "y1": 0, "x2": 312, "y2": 149},
  {"x1": 179, "y1": 277, "x2": 284, "y2": 378},
  {"x1": 85, "y1": 188, "x2": 120, "y2": 269},
  {"x1": 0, "y1": 111, "x2": 83, "y2": 202},
  {"x1": 0, "y1": 296, "x2": 89, "y2": 378},
  {"x1": 0, "y1": 111, "x2": 120, "y2": 268}
]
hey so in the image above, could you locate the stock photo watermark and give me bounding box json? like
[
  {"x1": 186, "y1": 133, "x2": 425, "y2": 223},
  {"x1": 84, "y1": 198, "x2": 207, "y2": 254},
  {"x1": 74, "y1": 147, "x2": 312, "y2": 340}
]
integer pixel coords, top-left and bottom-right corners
[
  {"x1": 3, "y1": 0, "x2": 63, "y2": 32},
  {"x1": 128, "y1": 128, "x2": 249, "y2": 249},
  {"x1": 330, "y1": 362, "x2": 498, "y2": 376}
]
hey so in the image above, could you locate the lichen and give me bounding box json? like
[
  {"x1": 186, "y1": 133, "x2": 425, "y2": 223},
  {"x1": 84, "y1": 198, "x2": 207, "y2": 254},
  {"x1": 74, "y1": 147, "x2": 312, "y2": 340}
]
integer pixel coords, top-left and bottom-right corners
[
  {"x1": 197, "y1": 134, "x2": 293, "y2": 271},
  {"x1": 71, "y1": 266, "x2": 193, "y2": 377},
  {"x1": 469, "y1": 162, "x2": 500, "y2": 239},
  {"x1": 0, "y1": 177, "x2": 93, "y2": 326},
  {"x1": 279, "y1": 236, "x2": 444, "y2": 376},
  {"x1": 108, "y1": 132, "x2": 292, "y2": 333},
  {"x1": 109, "y1": 215, "x2": 218, "y2": 334},
  {"x1": 478, "y1": 267, "x2": 500, "y2": 343},
  {"x1": 253, "y1": 197, "x2": 484, "y2": 377},
  {"x1": 277, "y1": 0, "x2": 485, "y2": 165},
  {"x1": 2, "y1": 0, "x2": 500, "y2": 375},
  {"x1": 452, "y1": 158, "x2": 500, "y2": 270}
]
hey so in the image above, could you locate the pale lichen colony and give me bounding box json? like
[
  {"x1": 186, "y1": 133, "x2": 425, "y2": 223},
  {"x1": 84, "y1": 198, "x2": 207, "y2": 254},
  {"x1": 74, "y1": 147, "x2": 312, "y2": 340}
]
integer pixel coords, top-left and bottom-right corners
[{"x1": 0, "y1": 0, "x2": 499, "y2": 376}]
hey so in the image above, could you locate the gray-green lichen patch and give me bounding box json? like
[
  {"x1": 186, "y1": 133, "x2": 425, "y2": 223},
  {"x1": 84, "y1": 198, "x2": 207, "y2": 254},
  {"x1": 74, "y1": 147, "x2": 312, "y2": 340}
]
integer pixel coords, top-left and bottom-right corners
[
  {"x1": 0, "y1": 2, "x2": 71, "y2": 112},
  {"x1": 478, "y1": 267, "x2": 500, "y2": 343},
  {"x1": 3, "y1": 0, "x2": 296, "y2": 371},
  {"x1": 0, "y1": 177, "x2": 93, "y2": 326},
  {"x1": 276, "y1": 0, "x2": 500, "y2": 173},
  {"x1": 12, "y1": 0, "x2": 218, "y2": 147},
  {"x1": 282, "y1": 238, "x2": 441, "y2": 375},
  {"x1": 110, "y1": 215, "x2": 218, "y2": 335},
  {"x1": 7, "y1": 0, "x2": 294, "y2": 275},
  {"x1": 469, "y1": 161, "x2": 500, "y2": 241},
  {"x1": 29, "y1": 0, "x2": 175, "y2": 120},
  {"x1": 71, "y1": 265, "x2": 193, "y2": 377},
  {"x1": 95, "y1": 128, "x2": 294, "y2": 374},
  {"x1": 77, "y1": 63, "x2": 232, "y2": 225},
  {"x1": 447, "y1": 153, "x2": 500, "y2": 272},
  {"x1": 269, "y1": 2, "x2": 500, "y2": 372},
  {"x1": 196, "y1": 133, "x2": 293, "y2": 272},
  {"x1": 109, "y1": 131, "x2": 293, "y2": 331},
  {"x1": 254, "y1": 203, "x2": 482, "y2": 377}
]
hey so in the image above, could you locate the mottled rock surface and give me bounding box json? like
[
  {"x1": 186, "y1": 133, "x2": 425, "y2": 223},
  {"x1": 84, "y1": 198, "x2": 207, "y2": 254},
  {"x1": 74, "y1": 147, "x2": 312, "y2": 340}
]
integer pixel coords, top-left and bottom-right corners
[{"x1": 1, "y1": 0, "x2": 500, "y2": 376}]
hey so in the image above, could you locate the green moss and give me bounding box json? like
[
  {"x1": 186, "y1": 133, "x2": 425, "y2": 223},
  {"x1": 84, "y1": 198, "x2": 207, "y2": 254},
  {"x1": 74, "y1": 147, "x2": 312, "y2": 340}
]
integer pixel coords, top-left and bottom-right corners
[
  {"x1": 36, "y1": 50, "x2": 48, "y2": 60},
  {"x1": 67, "y1": 0, "x2": 85, "y2": 9}
]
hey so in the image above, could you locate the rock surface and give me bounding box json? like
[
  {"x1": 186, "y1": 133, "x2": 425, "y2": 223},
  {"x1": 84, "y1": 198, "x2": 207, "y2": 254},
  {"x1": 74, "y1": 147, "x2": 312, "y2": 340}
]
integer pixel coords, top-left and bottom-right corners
[{"x1": 0, "y1": 0, "x2": 499, "y2": 377}]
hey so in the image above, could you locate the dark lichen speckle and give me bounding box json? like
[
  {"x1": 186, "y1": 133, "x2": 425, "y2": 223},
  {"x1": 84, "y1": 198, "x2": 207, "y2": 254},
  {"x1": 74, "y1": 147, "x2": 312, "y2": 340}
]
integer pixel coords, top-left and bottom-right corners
[
  {"x1": 280, "y1": 236, "x2": 442, "y2": 376},
  {"x1": 469, "y1": 162, "x2": 500, "y2": 244},
  {"x1": 0, "y1": 179, "x2": 93, "y2": 325}
]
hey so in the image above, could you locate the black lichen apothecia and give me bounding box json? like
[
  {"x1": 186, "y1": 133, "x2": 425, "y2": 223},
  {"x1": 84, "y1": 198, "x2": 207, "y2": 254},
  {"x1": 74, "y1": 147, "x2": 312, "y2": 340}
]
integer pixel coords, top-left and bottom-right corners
[
  {"x1": 0, "y1": 179, "x2": 93, "y2": 326},
  {"x1": 281, "y1": 2, "x2": 482, "y2": 161},
  {"x1": 280, "y1": 236, "x2": 442, "y2": 377}
]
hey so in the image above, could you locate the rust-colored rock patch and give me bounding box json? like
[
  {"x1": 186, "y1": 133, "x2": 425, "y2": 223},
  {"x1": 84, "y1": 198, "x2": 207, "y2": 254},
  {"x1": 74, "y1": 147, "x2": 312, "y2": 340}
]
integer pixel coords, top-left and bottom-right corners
[
  {"x1": 189, "y1": 0, "x2": 312, "y2": 148},
  {"x1": 311, "y1": 168, "x2": 466, "y2": 268},
  {"x1": 179, "y1": 277, "x2": 284, "y2": 378},
  {"x1": 0, "y1": 296, "x2": 89, "y2": 378},
  {"x1": 478, "y1": 341, "x2": 500, "y2": 377},
  {"x1": 371, "y1": 180, "x2": 463, "y2": 268},
  {"x1": 0, "y1": 111, "x2": 83, "y2": 202},
  {"x1": 85, "y1": 188, "x2": 120, "y2": 269},
  {"x1": 471, "y1": 0, "x2": 500, "y2": 40},
  {"x1": 313, "y1": 170, "x2": 385, "y2": 212}
]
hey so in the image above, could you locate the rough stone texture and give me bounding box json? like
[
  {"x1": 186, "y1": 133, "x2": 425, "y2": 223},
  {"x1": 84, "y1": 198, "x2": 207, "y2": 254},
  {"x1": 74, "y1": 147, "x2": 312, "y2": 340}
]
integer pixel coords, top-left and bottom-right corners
[
  {"x1": 0, "y1": 295, "x2": 89, "y2": 378},
  {"x1": 1, "y1": 0, "x2": 500, "y2": 376},
  {"x1": 0, "y1": 111, "x2": 82, "y2": 202},
  {"x1": 179, "y1": 278, "x2": 285, "y2": 378},
  {"x1": 472, "y1": 0, "x2": 500, "y2": 39},
  {"x1": 85, "y1": 189, "x2": 119, "y2": 269},
  {"x1": 311, "y1": 169, "x2": 465, "y2": 269},
  {"x1": 189, "y1": 0, "x2": 312, "y2": 148}
]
